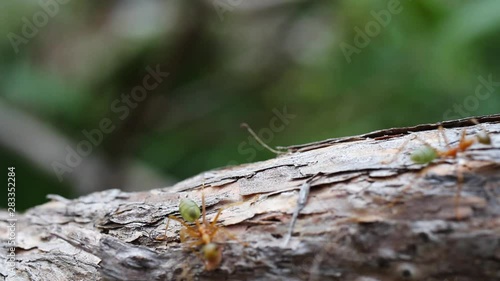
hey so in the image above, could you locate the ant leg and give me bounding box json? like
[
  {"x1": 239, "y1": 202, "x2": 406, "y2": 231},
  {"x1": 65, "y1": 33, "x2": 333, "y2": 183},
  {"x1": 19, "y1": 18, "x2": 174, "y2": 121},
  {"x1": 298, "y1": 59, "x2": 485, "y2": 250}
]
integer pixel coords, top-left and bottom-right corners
[
  {"x1": 159, "y1": 215, "x2": 197, "y2": 241},
  {"x1": 186, "y1": 239, "x2": 205, "y2": 249},
  {"x1": 202, "y1": 193, "x2": 206, "y2": 225},
  {"x1": 181, "y1": 241, "x2": 205, "y2": 269},
  {"x1": 180, "y1": 226, "x2": 202, "y2": 243},
  {"x1": 384, "y1": 163, "x2": 436, "y2": 208},
  {"x1": 454, "y1": 163, "x2": 465, "y2": 220},
  {"x1": 201, "y1": 183, "x2": 207, "y2": 226},
  {"x1": 162, "y1": 216, "x2": 171, "y2": 239},
  {"x1": 446, "y1": 124, "x2": 475, "y2": 153},
  {"x1": 457, "y1": 129, "x2": 475, "y2": 152},
  {"x1": 382, "y1": 135, "x2": 440, "y2": 164},
  {"x1": 401, "y1": 164, "x2": 436, "y2": 192},
  {"x1": 438, "y1": 125, "x2": 453, "y2": 150},
  {"x1": 204, "y1": 208, "x2": 224, "y2": 242},
  {"x1": 157, "y1": 216, "x2": 176, "y2": 241},
  {"x1": 168, "y1": 215, "x2": 195, "y2": 229},
  {"x1": 383, "y1": 134, "x2": 438, "y2": 165},
  {"x1": 168, "y1": 215, "x2": 201, "y2": 238},
  {"x1": 218, "y1": 227, "x2": 248, "y2": 247},
  {"x1": 382, "y1": 135, "x2": 416, "y2": 164},
  {"x1": 439, "y1": 125, "x2": 475, "y2": 156},
  {"x1": 414, "y1": 134, "x2": 436, "y2": 148},
  {"x1": 192, "y1": 248, "x2": 204, "y2": 261},
  {"x1": 179, "y1": 263, "x2": 195, "y2": 281},
  {"x1": 210, "y1": 208, "x2": 224, "y2": 227}
]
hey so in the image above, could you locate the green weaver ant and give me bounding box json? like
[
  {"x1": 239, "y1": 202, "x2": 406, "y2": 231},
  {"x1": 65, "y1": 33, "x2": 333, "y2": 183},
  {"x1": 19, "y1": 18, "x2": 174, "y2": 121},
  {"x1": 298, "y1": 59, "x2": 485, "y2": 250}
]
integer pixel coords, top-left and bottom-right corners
[
  {"x1": 387, "y1": 118, "x2": 492, "y2": 219},
  {"x1": 408, "y1": 119, "x2": 491, "y2": 165},
  {"x1": 161, "y1": 189, "x2": 240, "y2": 271}
]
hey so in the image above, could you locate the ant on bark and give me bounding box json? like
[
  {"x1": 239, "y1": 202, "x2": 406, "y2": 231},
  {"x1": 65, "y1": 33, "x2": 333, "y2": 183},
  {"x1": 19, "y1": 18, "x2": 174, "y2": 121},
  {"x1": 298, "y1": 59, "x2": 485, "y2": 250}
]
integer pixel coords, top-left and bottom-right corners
[
  {"x1": 407, "y1": 119, "x2": 491, "y2": 164},
  {"x1": 159, "y1": 188, "x2": 242, "y2": 271},
  {"x1": 386, "y1": 118, "x2": 492, "y2": 219}
]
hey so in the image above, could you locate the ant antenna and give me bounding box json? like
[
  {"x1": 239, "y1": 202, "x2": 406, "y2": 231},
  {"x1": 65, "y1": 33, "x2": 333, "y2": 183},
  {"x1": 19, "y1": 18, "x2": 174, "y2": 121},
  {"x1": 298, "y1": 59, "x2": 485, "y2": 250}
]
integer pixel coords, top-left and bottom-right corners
[
  {"x1": 240, "y1": 123, "x2": 284, "y2": 155},
  {"x1": 202, "y1": 175, "x2": 207, "y2": 225}
]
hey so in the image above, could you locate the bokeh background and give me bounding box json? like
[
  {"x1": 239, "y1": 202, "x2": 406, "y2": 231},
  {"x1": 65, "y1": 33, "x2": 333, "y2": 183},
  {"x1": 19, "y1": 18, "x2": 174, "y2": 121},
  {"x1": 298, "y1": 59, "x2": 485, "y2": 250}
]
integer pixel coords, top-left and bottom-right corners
[{"x1": 1, "y1": 0, "x2": 500, "y2": 210}]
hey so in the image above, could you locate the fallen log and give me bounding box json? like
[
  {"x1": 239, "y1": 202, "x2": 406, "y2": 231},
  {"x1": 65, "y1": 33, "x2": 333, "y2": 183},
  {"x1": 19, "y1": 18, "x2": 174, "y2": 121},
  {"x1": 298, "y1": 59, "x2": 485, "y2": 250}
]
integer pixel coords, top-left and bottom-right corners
[{"x1": 1, "y1": 114, "x2": 500, "y2": 281}]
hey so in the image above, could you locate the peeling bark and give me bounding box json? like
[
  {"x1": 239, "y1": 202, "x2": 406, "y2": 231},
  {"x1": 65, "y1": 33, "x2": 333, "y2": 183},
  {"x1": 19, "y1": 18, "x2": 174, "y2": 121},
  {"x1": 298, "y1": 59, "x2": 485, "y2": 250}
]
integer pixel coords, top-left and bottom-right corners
[{"x1": 1, "y1": 114, "x2": 500, "y2": 281}]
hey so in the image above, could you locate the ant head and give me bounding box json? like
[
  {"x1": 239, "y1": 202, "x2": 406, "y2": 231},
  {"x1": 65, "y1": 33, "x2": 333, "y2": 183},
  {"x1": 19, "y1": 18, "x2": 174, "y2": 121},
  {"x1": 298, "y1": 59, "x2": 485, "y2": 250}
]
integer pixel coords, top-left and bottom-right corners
[
  {"x1": 476, "y1": 131, "x2": 491, "y2": 145},
  {"x1": 470, "y1": 118, "x2": 491, "y2": 145},
  {"x1": 410, "y1": 146, "x2": 438, "y2": 164},
  {"x1": 202, "y1": 243, "x2": 222, "y2": 271}
]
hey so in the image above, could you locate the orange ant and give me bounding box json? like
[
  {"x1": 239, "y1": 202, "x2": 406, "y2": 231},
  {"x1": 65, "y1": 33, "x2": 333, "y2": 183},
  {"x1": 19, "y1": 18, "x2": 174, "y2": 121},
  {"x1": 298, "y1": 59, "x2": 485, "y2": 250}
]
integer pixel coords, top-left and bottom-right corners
[
  {"x1": 387, "y1": 119, "x2": 492, "y2": 218},
  {"x1": 161, "y1": 189, "x2": 239, "y2": 271}
]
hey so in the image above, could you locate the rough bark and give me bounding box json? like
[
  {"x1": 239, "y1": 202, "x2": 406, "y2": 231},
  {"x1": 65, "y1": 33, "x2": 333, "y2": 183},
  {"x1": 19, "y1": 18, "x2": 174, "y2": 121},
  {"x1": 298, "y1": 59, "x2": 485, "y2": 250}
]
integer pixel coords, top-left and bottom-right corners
[{"x1": 1, "y1": 114, "x2": 500, "y2": 281}]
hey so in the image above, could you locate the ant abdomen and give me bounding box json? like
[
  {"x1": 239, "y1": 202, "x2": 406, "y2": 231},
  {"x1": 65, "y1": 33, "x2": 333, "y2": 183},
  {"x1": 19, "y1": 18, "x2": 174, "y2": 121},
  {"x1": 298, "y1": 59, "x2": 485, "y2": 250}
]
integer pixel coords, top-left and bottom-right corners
[
  {"x1": 410, "y1": 146, "x2": 438, "y2": 164},
  {"x1": 179, "y1": 198, "x2": 201, "y2": 222}
]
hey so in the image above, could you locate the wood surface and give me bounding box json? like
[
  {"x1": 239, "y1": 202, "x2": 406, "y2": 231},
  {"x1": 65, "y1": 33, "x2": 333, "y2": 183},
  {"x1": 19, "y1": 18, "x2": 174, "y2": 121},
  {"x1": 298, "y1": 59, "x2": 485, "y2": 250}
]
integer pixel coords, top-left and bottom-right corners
[{"x1": 1, "y1": 114, "x2": 500, "y2": 281}]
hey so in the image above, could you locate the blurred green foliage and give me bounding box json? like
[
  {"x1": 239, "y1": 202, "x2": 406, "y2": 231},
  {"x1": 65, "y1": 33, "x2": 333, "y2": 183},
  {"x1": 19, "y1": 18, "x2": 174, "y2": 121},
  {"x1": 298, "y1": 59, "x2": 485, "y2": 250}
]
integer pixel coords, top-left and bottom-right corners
[{"x1": 1, "y1": 0, "x2": 499, "y2": 210}]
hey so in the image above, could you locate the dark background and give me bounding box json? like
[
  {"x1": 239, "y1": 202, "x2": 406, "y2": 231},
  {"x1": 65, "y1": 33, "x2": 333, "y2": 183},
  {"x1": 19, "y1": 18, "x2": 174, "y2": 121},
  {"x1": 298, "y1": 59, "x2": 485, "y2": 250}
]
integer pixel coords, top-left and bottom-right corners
[{"x1": 1, "y1": 0, "x2": 499, "y2": 210}]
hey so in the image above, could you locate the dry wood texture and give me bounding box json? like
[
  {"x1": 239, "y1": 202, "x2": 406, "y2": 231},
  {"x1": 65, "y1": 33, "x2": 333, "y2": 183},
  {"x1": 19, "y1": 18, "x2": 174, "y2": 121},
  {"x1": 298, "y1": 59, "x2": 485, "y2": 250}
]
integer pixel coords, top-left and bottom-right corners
[{"x1": 1, "y1": 115, "x2": 500, "y2": 281}]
